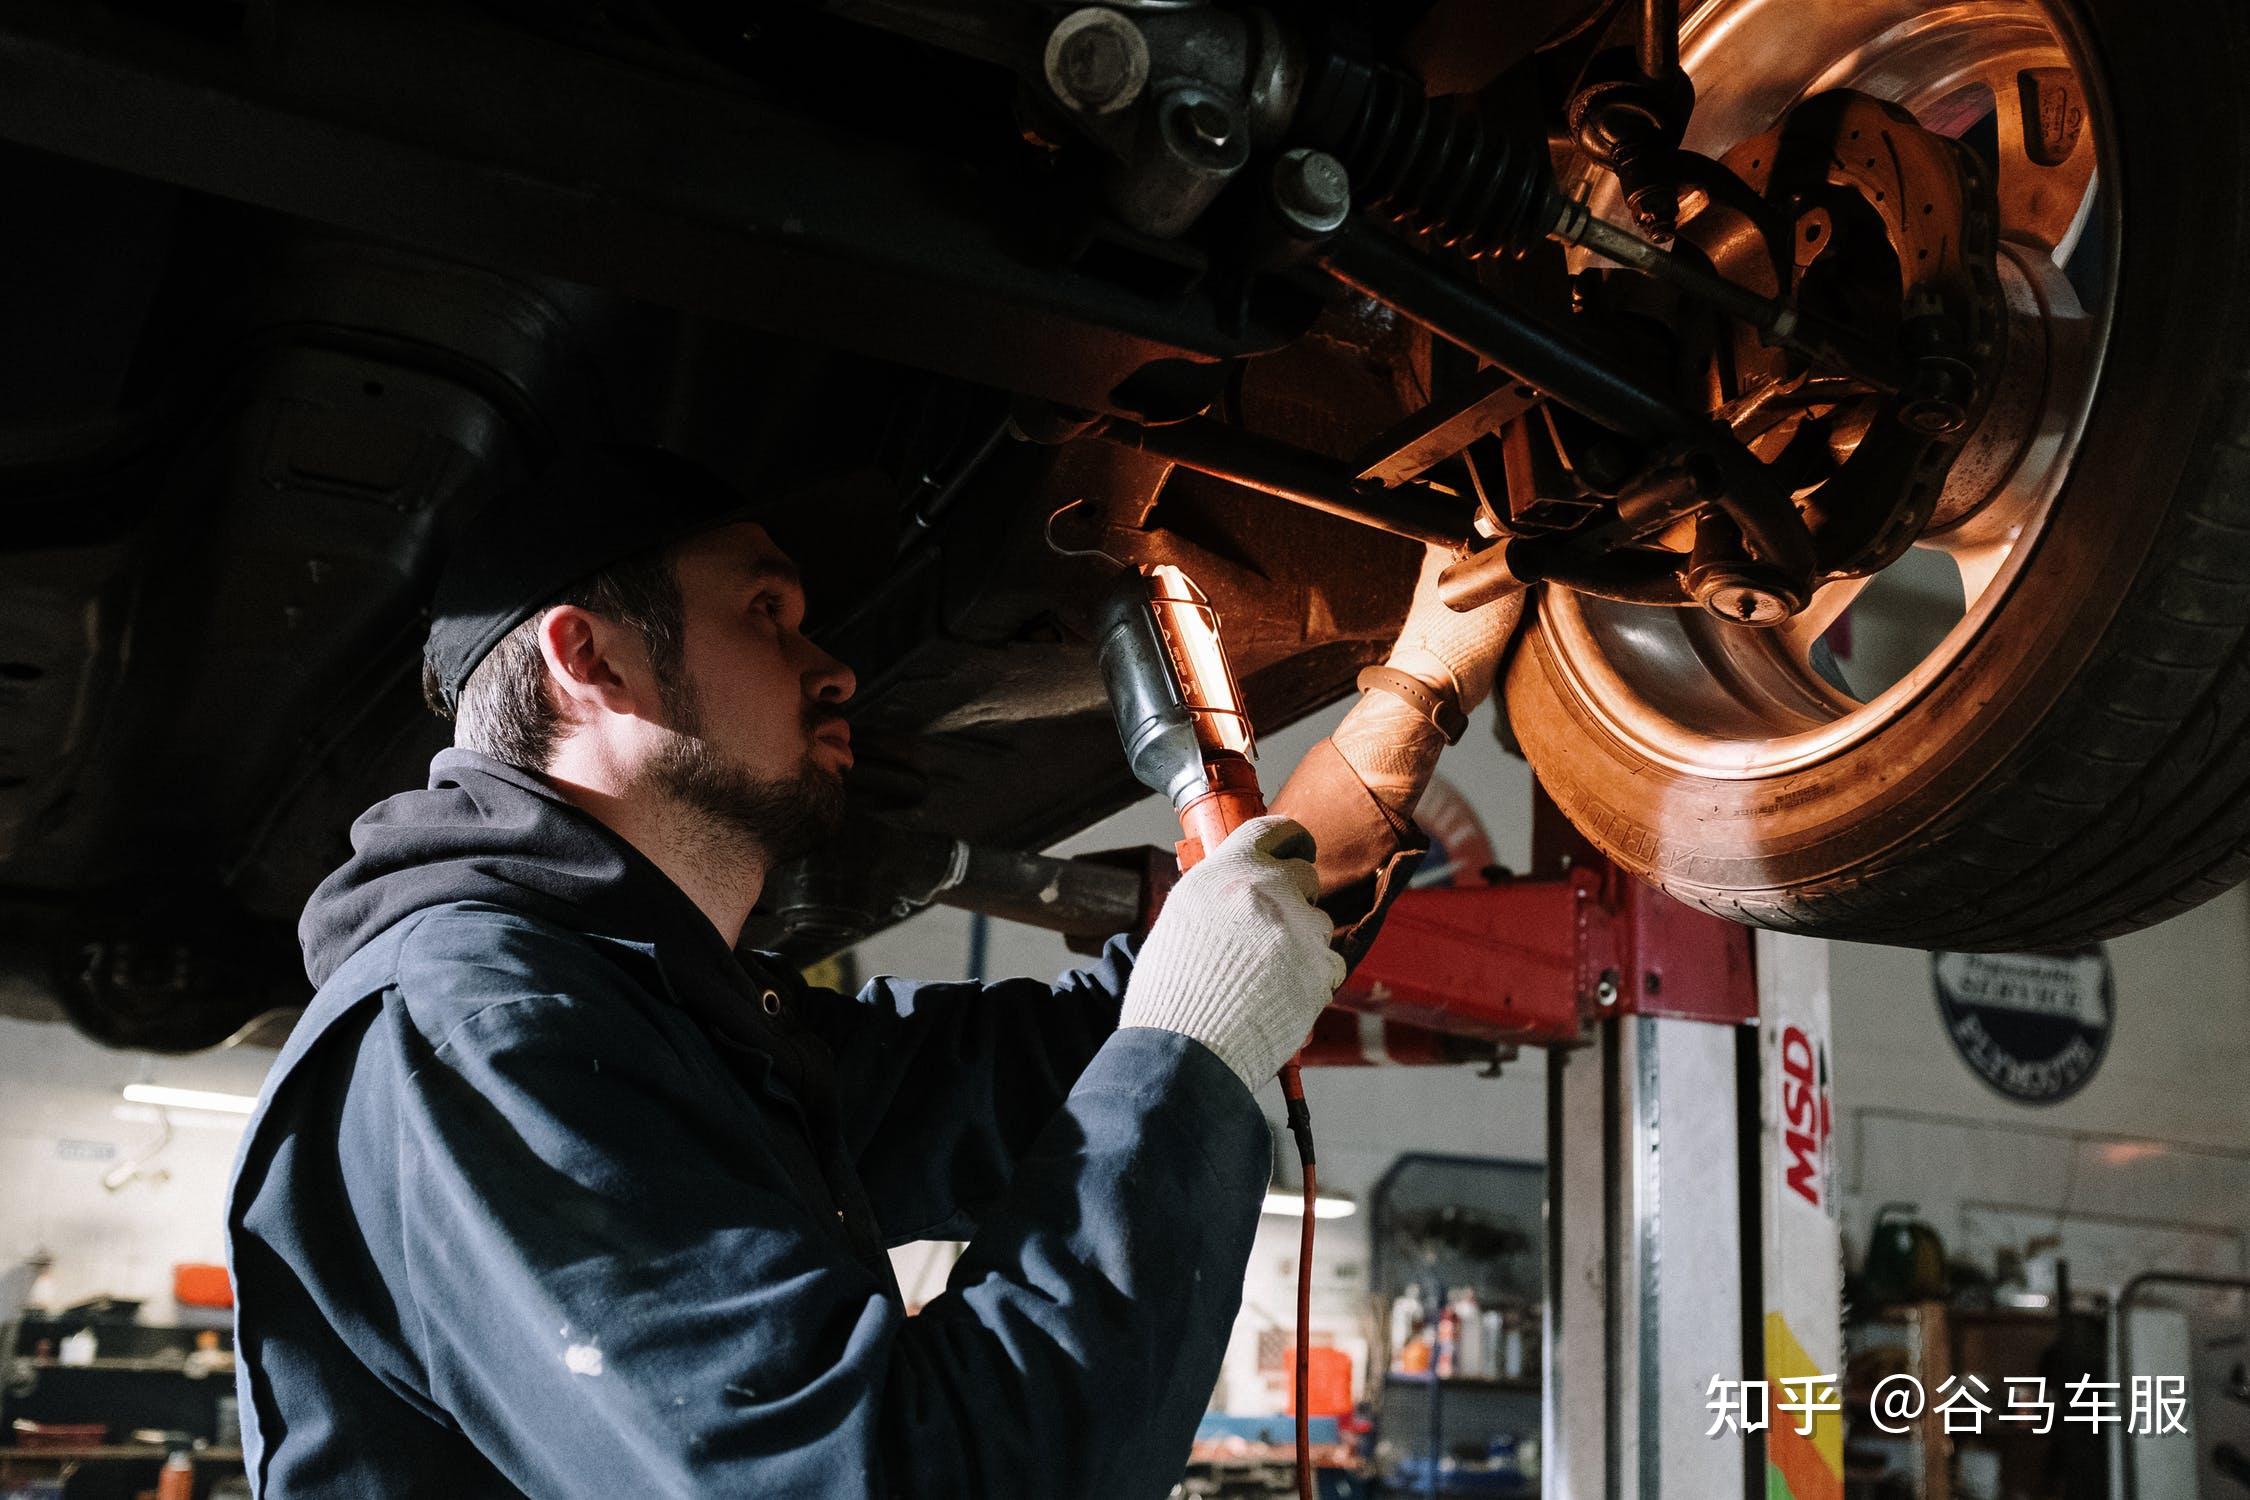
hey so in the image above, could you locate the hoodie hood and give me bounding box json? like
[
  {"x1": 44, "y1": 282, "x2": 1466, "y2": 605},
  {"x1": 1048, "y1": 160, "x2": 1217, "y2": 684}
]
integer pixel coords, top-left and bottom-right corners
[
  {"x1": 290, "y1": 748, "x2": 902, "y2": 1286},
  {"x1": 300, "y1": 748, "x2": 736, "y2": 989}
]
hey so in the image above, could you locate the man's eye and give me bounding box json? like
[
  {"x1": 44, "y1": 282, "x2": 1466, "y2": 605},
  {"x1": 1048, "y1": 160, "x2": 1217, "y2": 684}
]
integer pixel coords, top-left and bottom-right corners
[{"x1": 753, "y1": 594, "x2": 785, "y2": 620}]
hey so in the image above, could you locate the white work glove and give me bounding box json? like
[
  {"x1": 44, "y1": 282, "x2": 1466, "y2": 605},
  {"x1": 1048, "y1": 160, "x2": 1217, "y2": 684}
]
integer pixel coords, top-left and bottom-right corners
[
  {"x1": 1332, "y1": 544, "x2": 1527, "y2": 820},
  {"x1": 1119, "y1": 815, "x2": 1347, "y2": 1091}
]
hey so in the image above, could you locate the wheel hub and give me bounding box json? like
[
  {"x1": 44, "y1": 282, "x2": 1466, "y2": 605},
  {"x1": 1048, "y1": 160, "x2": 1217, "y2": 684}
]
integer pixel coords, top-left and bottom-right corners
[{"x1": 1674, "y1": 86, "x2": 2004, "y2": 590}]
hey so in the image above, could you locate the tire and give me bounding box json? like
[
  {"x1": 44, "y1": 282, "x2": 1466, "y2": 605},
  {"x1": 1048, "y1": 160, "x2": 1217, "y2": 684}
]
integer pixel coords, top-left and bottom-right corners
[{"x1": 1506, "y1": 0, "x2": 2250, "y2": 950}]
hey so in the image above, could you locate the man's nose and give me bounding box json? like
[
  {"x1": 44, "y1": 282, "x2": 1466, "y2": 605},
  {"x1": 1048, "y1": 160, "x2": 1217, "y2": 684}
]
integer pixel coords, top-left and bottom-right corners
[{"x1": 802, "y1": 641, "x2": 855, "y2": 705}]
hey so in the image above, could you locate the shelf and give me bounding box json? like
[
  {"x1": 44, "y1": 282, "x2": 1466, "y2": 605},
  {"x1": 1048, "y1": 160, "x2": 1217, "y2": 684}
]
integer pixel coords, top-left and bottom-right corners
[
  {"x1": 0, "y1": 1446, "x2": 244, "y2": 1464},
  {"x1": 1860, "y1": 1302, "x2": 2086, "y2": 1328},
  {"x1": 1384, "y1": 1372, "x2": 1540, "y2": 1394},
  {"x1": 23, "y1": 1356, "x2": 229, "y2": 1375},
  {"x1": 1185, "y1": 1455, "x2": 1364, "y2": 1473}
]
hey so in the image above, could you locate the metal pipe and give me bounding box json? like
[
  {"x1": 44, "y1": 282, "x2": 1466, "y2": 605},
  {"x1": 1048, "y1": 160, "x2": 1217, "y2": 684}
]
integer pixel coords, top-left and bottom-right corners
[
  {"x1": 1511, "y1": 544, "x2": 1695, "y2": 606},
  {"x1": 905, "y1": 414, "x2": 1013, "y2": 537},
  {"x1": 932, "y1": 845, "x2": 1146, "y2": 938},
  {"x1": 1638, "y1": 0, "x2": 1678, "y2": 84},
  {"x1": 1319, "y1": 223, "x2": 1692, "y2": 446},
  {"x1": 1436, "y1": 542, "x2": 1531, "y2": 613},
  {"x1": 1094, "y1": 415, "x2": 1471, "y2": 547}
]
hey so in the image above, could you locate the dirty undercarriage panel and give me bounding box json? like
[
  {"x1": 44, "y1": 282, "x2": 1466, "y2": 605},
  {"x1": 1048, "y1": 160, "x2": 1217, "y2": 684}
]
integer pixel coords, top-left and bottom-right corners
[{"x1": 0, "y1": 129, "x2": 1433, "y2": 1048}]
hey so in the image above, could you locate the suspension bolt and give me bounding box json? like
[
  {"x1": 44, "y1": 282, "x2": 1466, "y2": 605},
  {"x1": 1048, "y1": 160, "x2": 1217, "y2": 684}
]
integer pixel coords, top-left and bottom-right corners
[
  {"x1": 1270, "y1": 149, "x2": 1351, "y2": 237},
  {"x1": 1701, "y1": 580, "x2": 1794, "y2": 626},
  {"x1": 1898, "y1": 301, "x2": 1975, "y2": 436},
  {"x1": 1043, "y1": 7, "x2": 1148, "y2": 116},
  {"x1": 1688, "y1": 559, "x2": 1802, "y2": 628}
]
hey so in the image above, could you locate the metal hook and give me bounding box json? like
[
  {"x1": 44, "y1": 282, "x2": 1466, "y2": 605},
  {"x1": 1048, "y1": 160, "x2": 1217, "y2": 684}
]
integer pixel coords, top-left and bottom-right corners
[{"x1": 1043, "y1": 499, "x2": 1132, "y2": 571}]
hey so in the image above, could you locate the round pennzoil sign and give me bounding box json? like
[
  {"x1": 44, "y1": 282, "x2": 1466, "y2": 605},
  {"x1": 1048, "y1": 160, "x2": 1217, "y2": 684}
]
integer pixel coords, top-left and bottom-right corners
[{"x1": 1931, "y1": 947, "x2": 2113, "y2": 1104}]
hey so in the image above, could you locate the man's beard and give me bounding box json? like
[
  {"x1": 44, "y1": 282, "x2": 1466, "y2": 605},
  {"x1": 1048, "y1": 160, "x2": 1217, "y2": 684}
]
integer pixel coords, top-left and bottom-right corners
[{"x1": 644, "y1": 679, "x2": 846, "y2": 869}]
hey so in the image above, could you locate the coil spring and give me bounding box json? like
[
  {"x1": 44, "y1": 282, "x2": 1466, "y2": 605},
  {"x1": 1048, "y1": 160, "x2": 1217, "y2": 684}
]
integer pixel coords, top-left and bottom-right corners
[{"x1": 1296, "y1": 53, "x2": 1554, "y2": 259}]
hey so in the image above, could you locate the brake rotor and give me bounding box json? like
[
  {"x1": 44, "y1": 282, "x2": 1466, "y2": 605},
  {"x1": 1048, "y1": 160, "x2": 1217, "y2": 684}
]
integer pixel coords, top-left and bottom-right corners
[{"x1": 1673, "y1": 88, "x2": 2004, "y2": 581}]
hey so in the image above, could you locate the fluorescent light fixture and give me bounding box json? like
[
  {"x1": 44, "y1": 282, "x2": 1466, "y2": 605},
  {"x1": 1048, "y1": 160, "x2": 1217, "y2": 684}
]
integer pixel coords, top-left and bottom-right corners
[
  {"x1": 1261, "y1": 1190, "x2": 1356, "y2": 1220},
  {"x1": 121, "y1": 1083, "x2": 257, "y2": 1116}
]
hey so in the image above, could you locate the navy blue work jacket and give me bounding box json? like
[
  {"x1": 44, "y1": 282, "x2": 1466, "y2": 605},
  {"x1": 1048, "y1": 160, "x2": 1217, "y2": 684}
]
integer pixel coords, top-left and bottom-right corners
[{"x1": 227, "y1": 750, "x2": 1270, "y2": 1498}]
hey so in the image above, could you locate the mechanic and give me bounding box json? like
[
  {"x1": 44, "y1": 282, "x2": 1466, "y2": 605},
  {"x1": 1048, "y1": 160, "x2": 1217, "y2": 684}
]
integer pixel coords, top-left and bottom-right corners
[{"x1": 225, "y1": 443, "x2": 1516, "y2": 1497}]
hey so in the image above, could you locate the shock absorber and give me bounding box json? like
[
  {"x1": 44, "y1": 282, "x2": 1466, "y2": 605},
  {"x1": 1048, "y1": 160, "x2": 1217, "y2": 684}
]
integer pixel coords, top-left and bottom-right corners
[
  {"x1": 1281, "y1": 51, "x2": 1703, "y2": 448},
  {"x1": 1292, "y1": 50, "x2": 1558, "y2": 259}
]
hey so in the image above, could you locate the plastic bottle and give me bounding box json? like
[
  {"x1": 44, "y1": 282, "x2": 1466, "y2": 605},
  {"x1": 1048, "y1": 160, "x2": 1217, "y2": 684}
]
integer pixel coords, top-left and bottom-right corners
[
  {"x1": 1388, "y1": 1284, "x2": 1424, "y2": 1372},
  {"x1": 1452, "y1": 1288, "x2": 1484, "y2": 1381},
  {"x1": 1434, "y1": 1301, "x2": 1459, "y2": 1379},
  {"x1": 1502, "y1": 1307, "x2": 1527, "y2": 1379},
  {"x1": 157, "y1": 1449, "x2": 194, "y2": 1500},
  {"x1": 1480, "y1": 1308, "x2": 1504, "y2": 1379}
]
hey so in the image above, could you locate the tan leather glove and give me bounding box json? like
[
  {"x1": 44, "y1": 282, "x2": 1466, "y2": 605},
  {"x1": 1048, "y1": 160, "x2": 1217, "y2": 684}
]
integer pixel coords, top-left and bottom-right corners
[{"x1": 1332, "y1": 544, "x2": 1528, "y2": 821}]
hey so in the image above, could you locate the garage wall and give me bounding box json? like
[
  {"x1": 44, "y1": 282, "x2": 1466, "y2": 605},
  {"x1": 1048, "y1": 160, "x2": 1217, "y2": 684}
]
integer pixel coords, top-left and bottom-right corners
[
  {"x1": 0, "y1": 1014, "x2": 269, "y2": 1319},
  {"x1": 1832, "y1": 885, "x2": 2250, "y2": 1153},
  {"x1": 1829, "y1": 887, "x2": 2250, "y2": 1287}
]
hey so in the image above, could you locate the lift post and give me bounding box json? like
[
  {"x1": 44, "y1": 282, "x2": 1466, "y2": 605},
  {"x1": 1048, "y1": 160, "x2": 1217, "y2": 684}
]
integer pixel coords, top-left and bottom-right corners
[{"x1": 1327, "y1": 801, "x2": 1844, "y2": 1500}]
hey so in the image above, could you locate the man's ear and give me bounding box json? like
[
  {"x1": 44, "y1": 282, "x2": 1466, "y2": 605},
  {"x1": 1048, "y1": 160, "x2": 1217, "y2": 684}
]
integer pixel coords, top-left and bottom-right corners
[{"x1": 535, "y1": 605, "x2": 651, "y2": 721}]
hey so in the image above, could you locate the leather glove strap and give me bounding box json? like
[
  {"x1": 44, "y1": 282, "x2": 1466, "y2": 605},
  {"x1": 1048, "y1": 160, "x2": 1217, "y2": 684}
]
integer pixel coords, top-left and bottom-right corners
[{"x1": 1355, "y1": 664, "x2": 1467, "y2": 745}]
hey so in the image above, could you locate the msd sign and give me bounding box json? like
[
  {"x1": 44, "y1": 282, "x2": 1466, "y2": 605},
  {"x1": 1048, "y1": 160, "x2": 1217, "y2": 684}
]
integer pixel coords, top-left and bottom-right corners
[
  {"x1": 1758, "y1": 934, "x2": 1844, "y2": 1500},
  {"x1": 1779, "y1": 1022, "x2": 1832, "y2": 1211}
]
